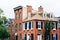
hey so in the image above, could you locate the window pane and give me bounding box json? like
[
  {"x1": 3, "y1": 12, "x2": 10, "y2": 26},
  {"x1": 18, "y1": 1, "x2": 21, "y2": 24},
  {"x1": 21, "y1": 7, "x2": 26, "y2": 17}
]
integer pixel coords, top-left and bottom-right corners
[
  {"x1": 15, "y1": 24, "x2": 18, "y2": 31},
  {"x1": 31, "y1": 34, "x2": 34, "y2": 40},
  {"x1": 52, "y1": 34, "x2": 56, "y2": 40}
]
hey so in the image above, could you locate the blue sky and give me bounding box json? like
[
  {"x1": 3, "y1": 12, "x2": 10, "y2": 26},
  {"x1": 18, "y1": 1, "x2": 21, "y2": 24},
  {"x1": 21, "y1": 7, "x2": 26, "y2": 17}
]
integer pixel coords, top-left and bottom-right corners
[{"x1": 0, "y1": 0, "x2": 60, "y2": 18}]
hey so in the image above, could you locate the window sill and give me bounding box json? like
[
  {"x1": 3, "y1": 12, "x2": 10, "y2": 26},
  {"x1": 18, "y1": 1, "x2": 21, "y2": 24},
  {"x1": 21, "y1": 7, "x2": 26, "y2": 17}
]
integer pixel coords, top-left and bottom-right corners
[
  {"x1": 53, "y1": 28, "x2": 56, "y2": 30},
  {"x1": 38, "y1": 28, "x2": 41, "y2": 30}
]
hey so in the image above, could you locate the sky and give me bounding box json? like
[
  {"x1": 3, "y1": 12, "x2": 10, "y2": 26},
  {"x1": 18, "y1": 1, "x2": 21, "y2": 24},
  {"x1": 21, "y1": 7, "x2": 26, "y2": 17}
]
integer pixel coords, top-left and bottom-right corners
[{"x1": 0, "y1": 0, "x2": 60, "y2": 18}]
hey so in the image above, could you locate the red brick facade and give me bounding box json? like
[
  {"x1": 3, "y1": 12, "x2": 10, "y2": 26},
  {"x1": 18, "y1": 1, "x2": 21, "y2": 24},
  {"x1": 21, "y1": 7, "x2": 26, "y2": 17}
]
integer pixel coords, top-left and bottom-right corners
[{"x1": 9, "y1": 5, "x2": 60, "y2": 40}]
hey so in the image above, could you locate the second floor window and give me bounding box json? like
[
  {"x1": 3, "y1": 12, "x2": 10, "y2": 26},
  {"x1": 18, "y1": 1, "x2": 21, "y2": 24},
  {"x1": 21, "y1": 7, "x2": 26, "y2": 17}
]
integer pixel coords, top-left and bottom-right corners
[
  {"x1": 23, "y1": 21, "x2": 34, "y2": 30},
  {"x1": 36, "y1": 21, "x2": 42, "y2": 29},
  {"x1": 53, "y1": 22, "x2": 57, "y2": 30}
]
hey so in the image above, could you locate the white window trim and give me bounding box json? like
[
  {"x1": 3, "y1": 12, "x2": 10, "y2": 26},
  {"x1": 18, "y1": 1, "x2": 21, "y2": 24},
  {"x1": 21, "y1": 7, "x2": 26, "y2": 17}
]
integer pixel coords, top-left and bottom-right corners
[{"x1": 53, "y1": 28, "x2": 56, "y2": 30}]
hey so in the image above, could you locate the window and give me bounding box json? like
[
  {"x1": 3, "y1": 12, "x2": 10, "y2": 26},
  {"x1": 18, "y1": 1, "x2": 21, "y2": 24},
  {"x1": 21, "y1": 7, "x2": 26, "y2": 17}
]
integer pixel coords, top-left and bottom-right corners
[
  {"x1": 43, "y1": 13, "x2": 46, "y2": 18},
  {"x1": 24, "y1": 21, "x2": 34, "y2": 30},
  {"x1": 52, "y1": 34, "x2": 58, "y2": 40},
  {"x1": 20, "y1": 34, "x2": 22, "y2": 40},
  {"x1": 59, "y1": 20, "x2": 60, "y2": 23},
  {"x1": 53, "y1": 22, "x2": 56, "y2": 30},
  {"x1": 31, "y1": 34, "x2": 34, "y2": 40},
  {"x1": 15, "y1": 13, "x2": 18, "y2": 20},
  {"x1": 24, "y1": 34, "x2": 27, "y2": 40},
  {"x1": 27, "y1": 22, "x2": 29, "y2": 30},
  {"x1": 31, "y1": 21, "x2": 33, "y2": 29},
  {"x1": 15, "y1": 24, "x2": 18, "y2": 31},
  {"x1": 36, "y1": 21, "x2": 42, "y2": 29},
  {"x1": 37, "y1": 34, "x2": 42, "y2": 40},
  {"x1": 27, "y1": 34, "x2": 30, "y2": 40}
]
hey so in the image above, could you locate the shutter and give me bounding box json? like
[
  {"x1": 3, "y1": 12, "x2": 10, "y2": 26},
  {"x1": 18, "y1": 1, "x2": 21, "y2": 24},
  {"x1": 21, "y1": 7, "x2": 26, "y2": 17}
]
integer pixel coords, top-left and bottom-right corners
[
  {"x1": 25, "y1": 23, "x2": 27, "y2": 29},
  {"x1": 52, "y1": 34, "x2": 53, "y2": 40},
  {"x1": 56, "y1": 23, "x2": 57, "y2": 30},
  {"x1": 56, "y1": 34, "x2": 58, "y2": 40},
  {"x1": 41, "y1": 21, "x2": 43, "y2": 29},
  {"x1": 29, "y1": 22, "x2": 31, "y2": 29},
  {"x1": 25, "y1": 34, "x2": 27, "y2": 40},
  {"x1": 36, "y1": 21, "x2": 38, "y2": 29}
]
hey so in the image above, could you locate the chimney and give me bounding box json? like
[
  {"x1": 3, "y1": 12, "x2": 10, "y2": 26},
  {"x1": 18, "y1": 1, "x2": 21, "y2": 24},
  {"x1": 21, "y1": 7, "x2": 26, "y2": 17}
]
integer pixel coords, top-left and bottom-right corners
[
  {"x1": 27, "y1": 5, "x2": 32, "y2": 13},
  {"x1": 27, "y1": 5, "x2": 32, "y2": 19},
  {"x1": 38, "y1": 6, "x2": 43, "y2": 13}
]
